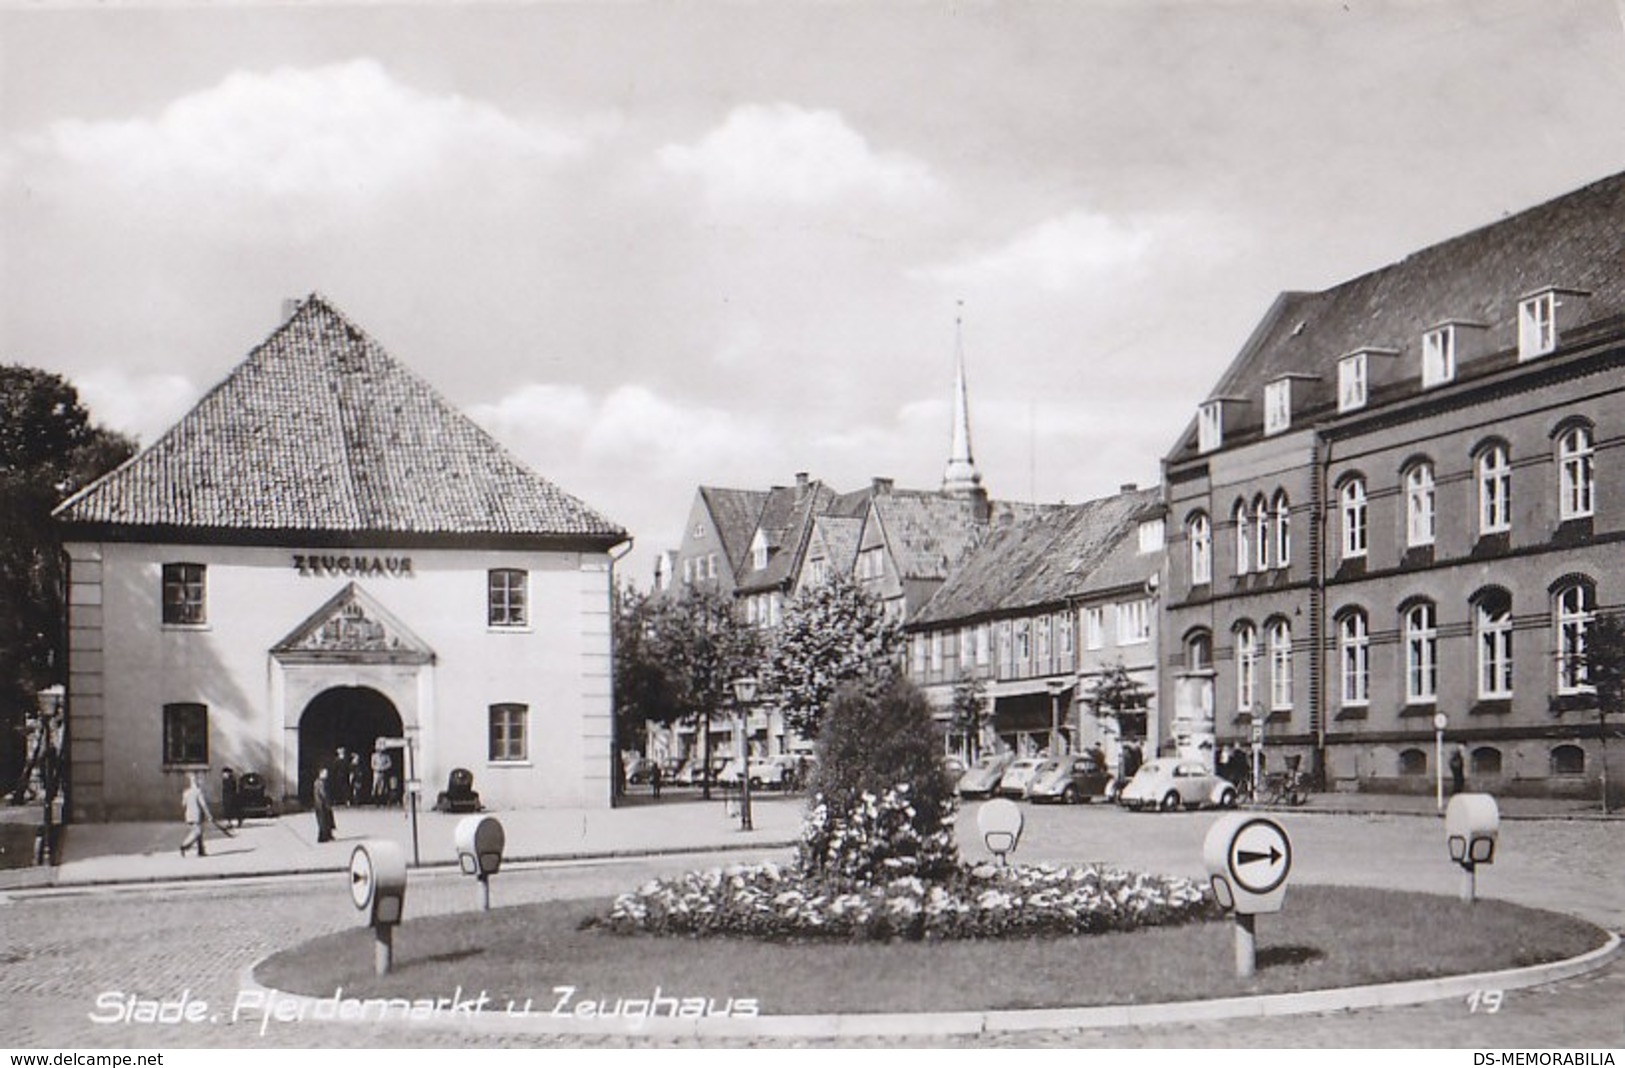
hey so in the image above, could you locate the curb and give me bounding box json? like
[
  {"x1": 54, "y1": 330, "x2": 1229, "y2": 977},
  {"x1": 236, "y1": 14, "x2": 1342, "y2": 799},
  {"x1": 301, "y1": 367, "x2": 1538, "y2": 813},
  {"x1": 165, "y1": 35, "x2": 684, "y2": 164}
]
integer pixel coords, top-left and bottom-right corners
[
  {"x1": 234, "y1": 928, "x2": 1621, "y2": 1039},
  {"x1": 0, "y1": 837, "x2": 802, "y2": 896}
]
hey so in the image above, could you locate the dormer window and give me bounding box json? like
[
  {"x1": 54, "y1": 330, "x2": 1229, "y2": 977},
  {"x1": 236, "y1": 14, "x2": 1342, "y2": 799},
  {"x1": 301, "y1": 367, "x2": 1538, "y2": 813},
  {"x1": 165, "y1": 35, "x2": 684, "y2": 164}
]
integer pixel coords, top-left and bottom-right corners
[
  {"x1": 1264, "y1": 380, "x2": 1291, "y2": 435},
  {"x1": 1197, "y1": 401, "x2": 1224, "y2": 453},
  {"x1": 1422, "y1": 326, "x2": 1455, "y2": 387},
  {"x1": 750, "y1": 530, "x2": 770, "y2": 571},
  {"x1": 1519, "y1": 291, "x2": 1557, "y2": 360},
  {"x1": 1338, "y1": 353, "x2": 1367, "y2": 412},
  {"x1": 1137, "y1": 518, "x2": 1165, "y2": 554}
]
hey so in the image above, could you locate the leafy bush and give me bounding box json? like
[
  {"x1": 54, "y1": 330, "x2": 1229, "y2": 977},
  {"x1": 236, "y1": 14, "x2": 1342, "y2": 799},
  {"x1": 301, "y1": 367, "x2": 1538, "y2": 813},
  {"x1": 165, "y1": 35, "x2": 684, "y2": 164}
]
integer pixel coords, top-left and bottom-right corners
[{"x1": 798, "y1": 678, "x2": 959, "y2": 884}]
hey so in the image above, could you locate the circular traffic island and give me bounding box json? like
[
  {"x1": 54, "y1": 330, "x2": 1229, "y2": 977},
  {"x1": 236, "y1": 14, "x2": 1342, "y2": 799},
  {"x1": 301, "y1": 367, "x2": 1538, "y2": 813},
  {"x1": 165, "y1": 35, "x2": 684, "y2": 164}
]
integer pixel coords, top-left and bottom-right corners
[{"x1": 253, "y1": 878, "x2": 1609, "y2": 1023}]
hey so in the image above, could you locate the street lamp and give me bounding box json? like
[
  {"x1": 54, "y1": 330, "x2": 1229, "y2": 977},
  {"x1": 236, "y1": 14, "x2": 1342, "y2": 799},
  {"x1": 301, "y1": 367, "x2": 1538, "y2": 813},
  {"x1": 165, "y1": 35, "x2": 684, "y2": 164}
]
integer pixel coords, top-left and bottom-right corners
[
  {"x1": 732, "y1": 676, "x2": 759, "y2": 831},
  {"x1": 1046, "y1": 678, "x2": 1068, "y2": 756}
]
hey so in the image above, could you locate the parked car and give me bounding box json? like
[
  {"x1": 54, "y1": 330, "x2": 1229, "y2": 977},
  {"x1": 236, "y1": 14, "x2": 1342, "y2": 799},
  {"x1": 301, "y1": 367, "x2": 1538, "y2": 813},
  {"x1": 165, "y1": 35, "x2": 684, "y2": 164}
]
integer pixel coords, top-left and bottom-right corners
[
  {"x1": 674, "y1": 757, "x2": 727, "y2": 787},
  {"x1": 956, "y1": 753, "x2": 1015, "y2": 799},
  {"x1": 942, "y1": 754, "x2": 968, "y2": 792},
  {"x1": 997, "y1": 757, "x2": 1045, "y2": 799},
  {"x1": 1118, "y1": 758, "x2": 1237, "y2": 812},
  {"x1": 624, "y1": 757, "x2": 654, "y2": 785},
  {"x1": 716, "y1": 756, "x2": 787, "y2": 788},
  {"x1": 1026, "y1": 754, "x2": 1113, "y2": 804}
]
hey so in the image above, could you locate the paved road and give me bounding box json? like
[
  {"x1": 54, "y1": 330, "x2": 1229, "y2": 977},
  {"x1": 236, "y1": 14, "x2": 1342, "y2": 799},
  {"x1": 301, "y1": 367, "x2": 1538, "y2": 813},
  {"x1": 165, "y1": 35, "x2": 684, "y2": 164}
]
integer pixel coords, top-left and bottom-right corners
[{"x1": 3, "y1": 806, "x2": 1621, "y2": 1048}]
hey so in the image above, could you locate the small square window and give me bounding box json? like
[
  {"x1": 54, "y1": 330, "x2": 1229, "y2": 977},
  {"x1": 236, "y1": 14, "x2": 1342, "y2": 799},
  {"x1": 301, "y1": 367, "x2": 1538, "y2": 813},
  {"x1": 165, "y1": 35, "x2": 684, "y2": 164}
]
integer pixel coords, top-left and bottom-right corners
[
  {"x1": 488, "y1": 569, "x2": 529, "y2": 627},
  {"x1": 1338, "y1": 354, "x2": 1367, "y2": 412},
  {"x1": 1519, "y1": 292, "x2": 1556, "y2": 360},
  {"x1": 1197, "y1": 401, "x2": 1223, "y2": 453},
  {"x1": 162, "y1": 563, "x2": 206, "y2": 625},
  {"x1": 1422, "y1": 326, "x2": 1455, "y2": 387},
  {"x1": 1264, "y1": 380, "x2": 1291, "y2": 435},
  {"x1": 163, "y1": 702, "x2": 209, "y2": 765},
  {"x1": 489, "y1": 703, "x2": 528, "y2": 762}
]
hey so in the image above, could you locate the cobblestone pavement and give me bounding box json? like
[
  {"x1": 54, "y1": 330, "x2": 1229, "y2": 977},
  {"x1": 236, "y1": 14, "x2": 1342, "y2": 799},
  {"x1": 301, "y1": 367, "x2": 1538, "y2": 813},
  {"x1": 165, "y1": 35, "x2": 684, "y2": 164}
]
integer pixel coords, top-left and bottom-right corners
[{"x1": 3, "y1": 808, "x2": 1621, "y2": 1049}]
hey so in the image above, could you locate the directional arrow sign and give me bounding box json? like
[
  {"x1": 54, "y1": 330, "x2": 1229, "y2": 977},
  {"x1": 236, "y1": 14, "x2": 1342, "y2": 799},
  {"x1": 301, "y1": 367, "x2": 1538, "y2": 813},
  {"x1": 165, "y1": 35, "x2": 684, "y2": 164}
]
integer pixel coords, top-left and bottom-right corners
[
  {"x1": 349, "y1": 846, "x2": 375, "y2": 910},
  {"x1": 1227, "y1": 817, "x2": 1291, "y2": 895}
]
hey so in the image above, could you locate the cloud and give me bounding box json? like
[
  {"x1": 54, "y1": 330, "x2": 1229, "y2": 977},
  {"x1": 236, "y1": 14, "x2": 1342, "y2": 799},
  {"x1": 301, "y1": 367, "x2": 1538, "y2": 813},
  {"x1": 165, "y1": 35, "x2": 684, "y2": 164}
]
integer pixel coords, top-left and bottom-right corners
[
  {"x1": 658, "y1": 102, "x2": 937, "y2": 206},
  {"x1": 916, "y1": 209, "x2": 1159, "y2": 293},
  {"x1": 73, "y1": 368, "x2": 199, "y2": 446},
  {"x1": 32, "y1": 58, "x2": 584, "y2": 199}
]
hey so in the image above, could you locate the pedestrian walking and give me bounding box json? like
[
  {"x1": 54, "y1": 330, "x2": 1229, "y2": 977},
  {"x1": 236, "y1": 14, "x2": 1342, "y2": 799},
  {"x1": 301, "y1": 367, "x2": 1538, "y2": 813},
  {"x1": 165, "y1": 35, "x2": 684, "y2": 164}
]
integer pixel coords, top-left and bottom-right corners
[
  {"x1": 1450, "y1": 743, "x2": 1467, "y2": 795},
  {"x1": 313, "y1": 767, "x2": 337, "y2": 842},
  {"x1": 179, "y1": 771, "x2": 212, "y2": 857},
  {"x1": 650, "y1": 760, "x2": 662, "y2": 799}
]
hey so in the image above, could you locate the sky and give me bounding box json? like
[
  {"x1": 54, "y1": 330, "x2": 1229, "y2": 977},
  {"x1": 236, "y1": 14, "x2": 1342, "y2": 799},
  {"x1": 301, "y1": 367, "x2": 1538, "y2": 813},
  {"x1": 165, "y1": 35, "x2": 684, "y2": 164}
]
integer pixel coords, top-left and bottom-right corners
[{"x1": 5, "y1": 0, "x2": 1625, "y2": 587}]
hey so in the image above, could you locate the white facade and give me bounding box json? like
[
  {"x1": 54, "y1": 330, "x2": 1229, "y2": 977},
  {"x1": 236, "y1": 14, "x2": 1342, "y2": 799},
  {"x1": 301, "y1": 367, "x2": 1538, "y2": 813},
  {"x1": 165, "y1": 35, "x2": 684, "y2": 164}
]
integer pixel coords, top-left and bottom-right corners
[{"x1": 65, "y1": 538, "x2": 616, "y2": 820}]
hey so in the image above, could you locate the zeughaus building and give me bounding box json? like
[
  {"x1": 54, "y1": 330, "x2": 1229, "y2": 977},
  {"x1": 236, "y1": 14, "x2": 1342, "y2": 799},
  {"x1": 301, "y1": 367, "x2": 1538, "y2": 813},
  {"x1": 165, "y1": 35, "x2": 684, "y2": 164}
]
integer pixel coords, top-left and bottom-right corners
[{"x1": 54, "y1": 295, "x2": 628, "y2": 819}]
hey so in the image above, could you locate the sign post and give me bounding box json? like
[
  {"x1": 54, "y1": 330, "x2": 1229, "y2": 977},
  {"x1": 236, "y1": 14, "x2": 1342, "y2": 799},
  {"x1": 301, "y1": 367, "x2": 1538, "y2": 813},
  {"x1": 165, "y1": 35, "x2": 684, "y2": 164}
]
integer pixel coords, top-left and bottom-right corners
[
  {"x1": 1249, "y1": 720, "x2": 1264, "y2": 800},
  {"x1": 1204, "y1": 813, "x2": 1292, "y2": 978},
  {"x1": 1432, "y1": 713, "x2": 1448, "y2": 812},
  {"x1": 377, "y1": 736, "x2": 420, "y2": 866},
  {"x1": 349, "y1": 840, "x2": 407, "y2": 976}
]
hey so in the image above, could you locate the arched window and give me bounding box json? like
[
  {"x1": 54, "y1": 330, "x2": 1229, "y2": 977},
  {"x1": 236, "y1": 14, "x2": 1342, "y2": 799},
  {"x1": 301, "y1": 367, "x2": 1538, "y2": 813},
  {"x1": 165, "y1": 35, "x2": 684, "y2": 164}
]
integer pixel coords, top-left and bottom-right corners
[
  {"x1": 1235, "y1": 622, "x2": 1257, "y2": 713},
  {"x1": 1268, "y1": 619, "x2": 1293, "y2": 712},
  {"x1": 1188, "y1": 512, "x2": 1212, "y2": 586},
  {"x1": 1398, "y1": 748, "x2": 1428, "y2": 776},
  {"x1": 1253, "y1": 496, "x2": 1270, "y2": 572},
  {"x1": 1470, "y1": 747, "x2": 1502, "y2": 777},
  {"x1": 1477, "y1": 444, "x2": 1511, "y2": 535},
  {"x1": 1186, "y1": 630, "x2": 1213, "y2": 672},
  {"x1": 1341, "y1": 478, "x2": 1367, "y2": 559},
  {"x1": 1405, "y1": 601, "x2": 1438, "y2": 703},
  {"x1": 1558, "y1": 425, "x2": 1595, "y2": 520},
  {"x1": 1273, "y1": 491, "x2": 1291, "y2": 569},
  {"x1": 1555, "y1": 580, "x2": 1595, "y2": 694},
  {"x1": 1405, "y1": 463, "x2": 1436, "y2": 547},
  {"x1": 1550, "y1": 744, "x2": 1586, "y2": 776},
  {"x1": 1338, "y1": 610, "x2": 1370, "y2": 707},
  {"x1": 1234, "y1": 501, "x2": 1251, "y2": 577},
  {"x1": 1474, "y1": 589, "x2": 1514, "y2": 699}
]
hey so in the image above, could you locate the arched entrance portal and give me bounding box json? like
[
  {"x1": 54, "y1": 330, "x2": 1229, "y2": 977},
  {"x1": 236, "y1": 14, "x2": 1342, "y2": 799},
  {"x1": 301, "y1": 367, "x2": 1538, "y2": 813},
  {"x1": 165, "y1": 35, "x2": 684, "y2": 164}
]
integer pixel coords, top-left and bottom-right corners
[{"x1": 297, "y1": 687, "x2": 403, "y2": 804}]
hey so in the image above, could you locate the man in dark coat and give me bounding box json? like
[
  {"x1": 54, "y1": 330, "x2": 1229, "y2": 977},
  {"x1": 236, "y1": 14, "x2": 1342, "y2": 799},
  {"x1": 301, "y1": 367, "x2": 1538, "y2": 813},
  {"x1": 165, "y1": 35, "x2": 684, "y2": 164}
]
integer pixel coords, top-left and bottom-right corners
[{"x1": 313, "y1": 768, "x2": 337, "y2": 842}]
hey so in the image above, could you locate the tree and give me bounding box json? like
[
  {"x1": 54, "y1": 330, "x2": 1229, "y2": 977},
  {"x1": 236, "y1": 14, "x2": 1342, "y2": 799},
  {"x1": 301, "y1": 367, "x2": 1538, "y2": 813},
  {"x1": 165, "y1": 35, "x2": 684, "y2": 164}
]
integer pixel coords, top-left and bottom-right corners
[
  {"x1": 0, "y1": 367, "x2": 135, "y2": 788},
  {"x1": 613, "y1": 584, "x2": 762, "y2": 798},
  {"x1": 1084, "y1": 660, "x2": 1151, "y2": 741},
  {"x1": 762, "y1": 573, "x2": 902, "y2": 739},
  {"x1": 948, "y1": 672, "x2": 988, "y2": 761},
  {"x1": 798, "y1": 676, "x2": 958, "y2": 885},
  {"x1": 1582, "y1": 612, "x2": 1625, "y2": 814}
]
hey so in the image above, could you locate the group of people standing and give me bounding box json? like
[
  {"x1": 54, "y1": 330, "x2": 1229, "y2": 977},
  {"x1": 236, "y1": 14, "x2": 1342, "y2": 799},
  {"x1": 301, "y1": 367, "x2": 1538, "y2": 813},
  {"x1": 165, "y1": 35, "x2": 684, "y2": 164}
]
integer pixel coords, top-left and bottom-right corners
[{"x1": 325, "y1": 746, "x2": 401, "y2": 808}]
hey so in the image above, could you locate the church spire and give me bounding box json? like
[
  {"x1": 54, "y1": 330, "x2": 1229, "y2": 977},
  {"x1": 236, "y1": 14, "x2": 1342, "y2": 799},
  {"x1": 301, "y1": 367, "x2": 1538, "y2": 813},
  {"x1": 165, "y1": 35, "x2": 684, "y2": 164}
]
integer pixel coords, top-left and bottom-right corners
[{"x1": 942, "y1": 303, "x2": 984, "y2": 497}]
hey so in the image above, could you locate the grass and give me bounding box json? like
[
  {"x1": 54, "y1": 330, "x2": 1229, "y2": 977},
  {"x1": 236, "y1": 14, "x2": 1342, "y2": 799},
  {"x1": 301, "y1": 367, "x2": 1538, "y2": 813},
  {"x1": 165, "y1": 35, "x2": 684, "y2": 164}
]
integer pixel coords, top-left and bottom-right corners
[{"x1": 254, "y1": 885, "x2": 1606, "y2": 1016}]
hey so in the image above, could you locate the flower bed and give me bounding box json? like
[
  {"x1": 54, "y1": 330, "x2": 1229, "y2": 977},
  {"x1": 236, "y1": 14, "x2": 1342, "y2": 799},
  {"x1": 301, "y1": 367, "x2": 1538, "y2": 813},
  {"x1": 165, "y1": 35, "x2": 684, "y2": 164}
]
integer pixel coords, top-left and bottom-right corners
[{"x1": 594, "y1": 860, "x2": 1218, "y2": 942}]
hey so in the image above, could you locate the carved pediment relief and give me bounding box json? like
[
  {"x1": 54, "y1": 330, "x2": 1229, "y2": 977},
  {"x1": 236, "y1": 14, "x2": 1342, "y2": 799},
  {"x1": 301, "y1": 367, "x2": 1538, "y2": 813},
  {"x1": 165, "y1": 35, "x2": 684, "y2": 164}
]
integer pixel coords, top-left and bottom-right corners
[{"x1": 272, "y1": 582, "x2": 434, "y2": 664}]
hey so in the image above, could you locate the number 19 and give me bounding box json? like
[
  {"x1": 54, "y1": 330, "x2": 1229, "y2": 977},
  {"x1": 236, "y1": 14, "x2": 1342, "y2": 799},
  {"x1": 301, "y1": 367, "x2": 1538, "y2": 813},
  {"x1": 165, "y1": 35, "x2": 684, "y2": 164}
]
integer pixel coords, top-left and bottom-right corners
[{"x1": 1467, "y1": 989, "x2": 1504, "y2": 1013}]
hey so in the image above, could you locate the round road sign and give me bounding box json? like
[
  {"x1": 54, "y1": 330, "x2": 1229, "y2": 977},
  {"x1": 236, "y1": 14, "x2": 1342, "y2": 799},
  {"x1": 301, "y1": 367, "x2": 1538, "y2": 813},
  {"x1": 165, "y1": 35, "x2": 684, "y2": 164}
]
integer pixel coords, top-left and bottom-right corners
[
  {"x1": 1433, "y1": 712, "x2": 1448, "y2": 732},
  {"x1": 349, "y1": 845, "x2": 375, "y2": 911},
  {"x1": 1227, "y1": 817, "x2": 1291, "y2": 896}
]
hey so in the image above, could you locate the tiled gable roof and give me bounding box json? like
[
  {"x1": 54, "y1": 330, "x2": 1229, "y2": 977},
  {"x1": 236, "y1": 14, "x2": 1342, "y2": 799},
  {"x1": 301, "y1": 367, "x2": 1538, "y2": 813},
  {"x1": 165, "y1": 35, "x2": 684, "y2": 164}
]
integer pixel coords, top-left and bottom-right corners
[
  {"x1": 870, "y1": 490, "x2": 990, "y2": 582},
  {"x1": 910, "y1": 489, "x2": 1152, "y2": 626},
  {"x1": 807, "y1": 515, "x2": 864, "y2": 575},
  {"x1": 1173, "y1": 169, "x2": 1625, "y2": 459},
  {"x1": 699, "y1": 486, "x2": 768, "y2": 573},
  {"x1": 735, "y1": 481, "x2": 837, "y2": 593},
  {"x1": 55, "y1": 294, "x2": 625, "y2": 542}
]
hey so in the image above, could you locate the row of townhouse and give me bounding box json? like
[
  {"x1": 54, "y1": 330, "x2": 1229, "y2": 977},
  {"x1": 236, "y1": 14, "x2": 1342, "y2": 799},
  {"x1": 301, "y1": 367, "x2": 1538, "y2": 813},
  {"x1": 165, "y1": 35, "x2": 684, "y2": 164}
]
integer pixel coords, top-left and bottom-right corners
[
  {"x1": 1164, "y1": 167, "x2": 1625, "y2": 797},
  {"x1": 654, "y1": 167, "x2": 1625, "y2": 798}
]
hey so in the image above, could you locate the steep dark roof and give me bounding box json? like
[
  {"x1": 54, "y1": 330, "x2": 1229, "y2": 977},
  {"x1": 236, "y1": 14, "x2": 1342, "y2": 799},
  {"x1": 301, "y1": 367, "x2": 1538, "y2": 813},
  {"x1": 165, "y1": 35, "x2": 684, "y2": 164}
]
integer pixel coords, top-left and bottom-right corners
[
  {"x1": 735, "y1": 481, "x2": 837, "y2": 593},
  {"x1": 911, "y1": 488, "x2": 1155, "y2": 626},
  {"x1": 869, "y1": 490, "x2": 990, "y2": 582},
  {"x1": 55, "y1": 294, "x2": 626, "y2": 542},
  {"x1": 698, "y1": 486, "x2": 768, "y2": 573},
  {"x1": 807, "y1": 515, "x2": 864, "y2": 575},
  {"x1": 1171, "y1": 169, "x2": 1625, "y2": 460}
]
